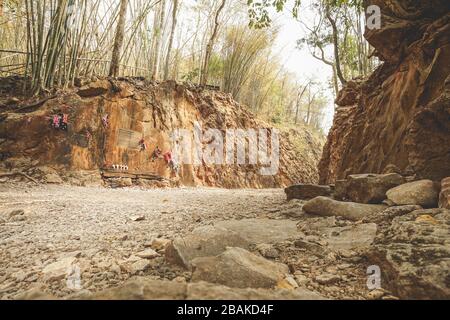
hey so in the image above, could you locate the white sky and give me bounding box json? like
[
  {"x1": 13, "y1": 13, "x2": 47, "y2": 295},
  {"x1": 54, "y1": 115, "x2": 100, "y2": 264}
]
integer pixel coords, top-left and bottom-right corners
[
  {"x1": 182, "y1": 0, "x2": 336, "y2": 132},
  {"x1": 271, "y1": 0, "x2": 336, "y2": 133}
]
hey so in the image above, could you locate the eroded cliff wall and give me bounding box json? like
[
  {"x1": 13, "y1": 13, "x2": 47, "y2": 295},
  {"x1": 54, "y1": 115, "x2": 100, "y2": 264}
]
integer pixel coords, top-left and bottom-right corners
[
  {"x1": 319, "y1": 0, "x2": 450, "y2": 183},
  {"x1": 0, "y1": 78, "x2": 323, "y2": 188}
]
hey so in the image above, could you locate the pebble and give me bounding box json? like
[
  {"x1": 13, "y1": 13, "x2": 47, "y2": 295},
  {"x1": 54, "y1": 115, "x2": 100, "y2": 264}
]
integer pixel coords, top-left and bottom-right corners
[{"x1": 315, "y1": 273, "x2": 341, "y2": 285}]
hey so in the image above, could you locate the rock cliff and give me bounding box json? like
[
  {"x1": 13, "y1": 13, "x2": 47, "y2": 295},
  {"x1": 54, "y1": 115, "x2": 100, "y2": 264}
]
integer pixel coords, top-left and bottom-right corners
[
  {"x1": 0, "y1": 78, "x2": 323, "y2": 188},
  {"x1": 319, "y1": 0, "x2": 450, "y2": 183}
]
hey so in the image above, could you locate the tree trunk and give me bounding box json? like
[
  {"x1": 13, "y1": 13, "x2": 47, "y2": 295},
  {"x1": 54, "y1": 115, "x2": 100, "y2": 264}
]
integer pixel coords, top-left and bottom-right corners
[
  {"x1": 200, "y1": 0, "x2": 226, "y2": 86},
  {"x1": 151, "y1": 0, "x2": 166, "y2": 81},
  {"x1": 295, "y1": 84, "x2": 308, "y2": 124},
  {"x1": 109, "y1": 0, "x2": 128, "y2": 77},
  {"x1": 163, "y1": 0, "x2": 179, "y2": 80},
  {"x1": 325, "y1": 5, "x2": 346, "y2": 86}
]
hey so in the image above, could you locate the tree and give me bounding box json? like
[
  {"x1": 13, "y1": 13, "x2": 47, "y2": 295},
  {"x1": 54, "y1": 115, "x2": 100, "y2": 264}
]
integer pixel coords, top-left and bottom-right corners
[
  {"x1": 324, "y1": 3, "x2": 346, "y2": 85},
  {"x1": 222, "y1": 24, "x2": 273, "y2": 98},
  {"x1": 163, "y1": 0, "x2": 179, "y2": 80},
  {"x1": 151, "y1": 0, "x2": 166, "y2": 80},
  {"x1": 109, "y1": 0, "x2": 128, "y2": 77},
  {"x1": 294, "y1": 82, "x2": 309, "y2": 124},
  {"x1": 199, "y1": 0, "x2": 226, "y2": 86}
]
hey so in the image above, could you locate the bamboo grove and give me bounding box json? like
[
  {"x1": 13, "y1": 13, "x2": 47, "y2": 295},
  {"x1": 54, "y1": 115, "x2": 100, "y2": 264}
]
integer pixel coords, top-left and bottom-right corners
[{"x1": 0, "y1": 0, "x2": 377, "y2": 132}]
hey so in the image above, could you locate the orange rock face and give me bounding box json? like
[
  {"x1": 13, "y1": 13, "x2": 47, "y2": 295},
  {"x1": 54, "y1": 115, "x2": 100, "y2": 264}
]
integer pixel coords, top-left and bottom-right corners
[
  {"x1": 319, "y1": 1, "x2": 450, "y2": 184},
  {"x1": 0, "y1": 79, "x2": 323, "y2": 188}
]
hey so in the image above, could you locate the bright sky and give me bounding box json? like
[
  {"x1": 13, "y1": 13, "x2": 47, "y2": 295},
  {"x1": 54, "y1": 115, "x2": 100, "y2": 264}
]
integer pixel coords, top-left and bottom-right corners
[
  {"x1": 182, "y1": 0, "x2": 336, "y2": 133},
  {"x1": 271, "y1": 0, "x2": 336, "y2": 133}
]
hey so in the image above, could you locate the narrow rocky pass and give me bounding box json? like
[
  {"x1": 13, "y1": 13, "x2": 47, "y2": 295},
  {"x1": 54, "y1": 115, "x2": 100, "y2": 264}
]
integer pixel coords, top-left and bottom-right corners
[{"x1": 1, "y1": 183, "x2": 375, "y2": 300}]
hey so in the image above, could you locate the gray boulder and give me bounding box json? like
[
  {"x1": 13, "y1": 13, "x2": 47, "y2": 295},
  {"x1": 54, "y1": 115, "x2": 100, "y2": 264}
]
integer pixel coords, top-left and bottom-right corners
[
  {"x1": 60, "y1": 278, "x2": 327, "y2": 300},
  {"x1": 214, "y1": 218, "x2": 301, "y2": 245},
  {"x1": 285, "y1": 184, "x2": 332, "y2": 200},
  {"x1": 366, "y1": 208, "x2": 450, "y2": 299},
  {"x1": 165, "y1": 226, "x2": 250, "y2": 269},
  {"x1": 323, "y1": 223, "x2": 378, "y2": 251},
  {"x1": 302, "y1": 196, "x2": 386, "y2": 221},
  {"x1": 345, "y1": 173, "x2": 405, "y2": 204},
  {"x1": 386, "y1": 180, "x2": 440, "y2": 208},
  {"x1": 191, "y1": 247, "x2": 289, "y2": 289}
]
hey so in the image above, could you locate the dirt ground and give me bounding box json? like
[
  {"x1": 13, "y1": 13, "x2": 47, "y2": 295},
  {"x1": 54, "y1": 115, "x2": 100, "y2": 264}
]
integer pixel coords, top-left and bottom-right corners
[{"x1": 0, "y1": 183, "x2": 372, "y2": 300}]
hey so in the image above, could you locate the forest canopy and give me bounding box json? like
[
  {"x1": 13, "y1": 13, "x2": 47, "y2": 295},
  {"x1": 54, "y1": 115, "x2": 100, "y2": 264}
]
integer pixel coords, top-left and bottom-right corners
[{"x1": 0, "y1": 0, "x2": 377, "y2": 133}]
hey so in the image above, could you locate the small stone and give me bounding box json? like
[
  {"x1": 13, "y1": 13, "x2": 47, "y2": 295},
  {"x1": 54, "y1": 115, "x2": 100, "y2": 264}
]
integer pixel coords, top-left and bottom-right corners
[
  {"x1": 294, "y1": 274, "x2": 310, "y2": 286},
  {"x1": 173, "y1": 276, "x2": 186, "y2": 283},
  {"x1": 314, "y1": 273, "x2": 341, "y2": 285},
  {"x1": 277, "y1": 276, "x2": 299, "y2": 290},
  {"x1": 109, "y1": 263, "x2": 121, "y2": 274},
  {"x1": 366, "y1": 289, "x2": 386, "y2": 300},
  {"x1": 129, "y1": 259, "x2": 150, "y2": 275},
  {"x1": 382, "y1": 295, "x2": 400, "y2": 300},
  {"x1": 42, "y1": 257, "x2": 76, "y2": 282},
  {"x1": 13, "y1": 270, "x2": 27, "y2": 282},
  {"x1": 136, "y1": 249, "x2": 160, "y2": 259},
  {"x1": 150, "y1": 238, "x2": 171, "y2": 251},
  {"x1": 255, "y1": 243, "x2": 280, "y2": 259},
  {"x1": 9, "y1": 215, "x2": 27, "y2": 222},
  {"x1": 337, "y1": 263, "x2": 352, "y2": 270},
  {"x1": 118, "y1": 235, "x2": 128, "y2": 241},
  {"x1": 129, "y1": 215, "x2": 145, "y2": 222},
  {"x1": 415, "y1": 215, "x2": 438, "y2": 225},
  {"x1": 8, "y1": 209, "x2": 25, "y2": 219}
]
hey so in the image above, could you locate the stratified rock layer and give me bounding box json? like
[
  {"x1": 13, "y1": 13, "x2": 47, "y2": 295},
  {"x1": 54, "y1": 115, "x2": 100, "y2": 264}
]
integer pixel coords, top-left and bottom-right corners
[
  {"x1": 0, "y1": 79, "x2": 323, "y2": 188},
  {"x1": 366, "y1": 208, "x2": 450, "y2": 300},
  {"x1": 319, "y1": 1, "x2": 450, "y2": 184}
]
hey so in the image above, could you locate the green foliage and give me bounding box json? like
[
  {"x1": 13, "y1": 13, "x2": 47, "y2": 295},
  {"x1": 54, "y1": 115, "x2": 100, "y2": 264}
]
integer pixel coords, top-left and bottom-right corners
[
  {"x1": 182, "y1": 68, "x2": 199, "y2": 83},
  {"x1": 247, "y1": 0, "x2": 362, "y2": 29},
  {"x1": 248, "y1": 0, "x2": 301, "y2": 29}
]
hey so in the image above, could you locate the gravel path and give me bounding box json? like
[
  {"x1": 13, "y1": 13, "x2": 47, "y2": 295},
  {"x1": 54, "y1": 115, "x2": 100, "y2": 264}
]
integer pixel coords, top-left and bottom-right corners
[{"x1": 0, "y1": 184, "x2": 287, "y2": 299}]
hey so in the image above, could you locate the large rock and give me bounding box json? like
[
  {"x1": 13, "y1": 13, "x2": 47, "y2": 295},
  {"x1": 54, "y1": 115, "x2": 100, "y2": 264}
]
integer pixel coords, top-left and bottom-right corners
[
  {"x1": 165, "y1": 226, "x2": 250, "y2": 269},
  {"x1": 334, "y1": 180, "x2": 348, "y2": 200},
  {"x1": 186, "y1": 281, "x2": 326, "y2": 300},
  {"x1": 439, "y1": 177, "x2": 450, "y2": 209},
  {"x1": 366, "y1": 208, "x2": 450, "y2": 299},
  {"x1": 85, "y1": 278, "x2": 187, "y2": 300},
  {"x1": 345, "y1": 173, "x2": 405, "y2": 204},
  {"x1": 323, "y1": 223, "x2": 378, "y2": 251},
  {"x1": 118, "y1": 257, "x2": 151, "y2": 275},
  {"x1": 302, "y1": 196, "x2": 386, "y2": 221},
  {"x1": 43, "y1": 278, "x2": 326, "y2": 300},
  {"x1": 362, "y1": 205, "x2": 422, "y2": 225},
  {"x1": 214, "y1": 219, "x2": 301, "y2": 244},
  {"x1": 42, "y1": 257, "x2": 76, "y2": 282},
  {"x1": 191, "y1": 247, "x2": 289, "y2": 289},
  {"x1": 386, "y1": 180, "x2": 440, "y2": 208},
  {"x1": 285, "y1": 184, "x2": 332, "y2": 200}
]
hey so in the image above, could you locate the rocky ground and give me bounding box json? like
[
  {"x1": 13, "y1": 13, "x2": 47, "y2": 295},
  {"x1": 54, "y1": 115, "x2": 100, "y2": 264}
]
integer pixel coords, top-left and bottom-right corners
[
  {"x1": 0, "y1": 174, "x2": 448, "y2": 300},
  {"x1": 0, "y1": 183, "x2": 375, "y2": 300}
]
